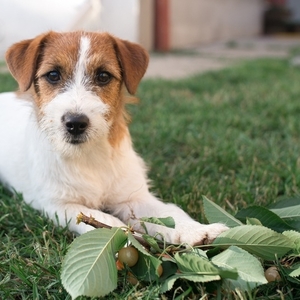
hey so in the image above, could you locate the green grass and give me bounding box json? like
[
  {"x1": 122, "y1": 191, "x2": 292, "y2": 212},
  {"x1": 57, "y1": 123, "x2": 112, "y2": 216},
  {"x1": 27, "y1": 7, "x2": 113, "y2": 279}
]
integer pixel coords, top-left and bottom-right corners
[
  {"x1": 1, "y1": 58, "x2": 300, "y2": 299},
  {"x1": 132, "y1": 59, "x2": 300, "y2": 216}
]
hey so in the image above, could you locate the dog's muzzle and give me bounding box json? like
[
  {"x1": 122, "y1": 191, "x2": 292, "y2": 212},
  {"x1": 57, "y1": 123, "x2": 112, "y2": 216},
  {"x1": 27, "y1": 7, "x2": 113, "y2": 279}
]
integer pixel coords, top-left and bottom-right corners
[{"x1": 62, "y1": 113, "x2": 90, "y2": 144}]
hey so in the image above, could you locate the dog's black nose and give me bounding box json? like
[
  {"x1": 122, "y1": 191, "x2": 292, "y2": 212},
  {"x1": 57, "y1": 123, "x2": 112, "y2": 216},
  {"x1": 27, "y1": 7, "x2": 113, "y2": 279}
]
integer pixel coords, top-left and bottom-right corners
[{"x1": 62, "y1": 114, "x2": 90, "y2": 135}]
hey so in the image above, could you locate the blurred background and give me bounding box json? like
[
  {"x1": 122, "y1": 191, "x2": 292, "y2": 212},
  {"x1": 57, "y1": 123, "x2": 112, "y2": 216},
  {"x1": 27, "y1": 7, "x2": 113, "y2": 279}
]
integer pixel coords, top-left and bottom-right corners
[{"x1": 0, "y1": 0, "x2": 300, "y2": 77}]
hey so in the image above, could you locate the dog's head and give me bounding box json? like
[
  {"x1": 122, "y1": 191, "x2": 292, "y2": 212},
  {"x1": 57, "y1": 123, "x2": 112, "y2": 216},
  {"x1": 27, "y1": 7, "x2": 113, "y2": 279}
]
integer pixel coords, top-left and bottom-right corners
[{"x1": 5, "y1": 31, "x2": 149, "y2": 155}]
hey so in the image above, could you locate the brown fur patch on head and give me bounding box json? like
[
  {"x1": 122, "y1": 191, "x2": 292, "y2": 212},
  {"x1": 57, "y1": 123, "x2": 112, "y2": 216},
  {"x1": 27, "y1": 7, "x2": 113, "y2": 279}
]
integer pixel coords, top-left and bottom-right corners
[
  {"x1": 6, "y1": 31, "x2": 149, "y2": 148},
  {"x1": 33, "y1": 32, "x2": 81, "y2": 107},
  {"x1": 114, "y1": 36, "x2": 149, "y2": 95},
  {"x1": 5, "y1": 32, "x2": 50, "y2": 92}
]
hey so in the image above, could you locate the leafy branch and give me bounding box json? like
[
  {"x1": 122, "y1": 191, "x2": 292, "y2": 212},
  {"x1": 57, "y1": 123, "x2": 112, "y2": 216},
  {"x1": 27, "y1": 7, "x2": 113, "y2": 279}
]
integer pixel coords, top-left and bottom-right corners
[
  {"x1": 76, "y1": 212, "x2": 179, "y2": 251},
  {"x1": 61, "y1": 196, "x2": 300, "y2": 299}
]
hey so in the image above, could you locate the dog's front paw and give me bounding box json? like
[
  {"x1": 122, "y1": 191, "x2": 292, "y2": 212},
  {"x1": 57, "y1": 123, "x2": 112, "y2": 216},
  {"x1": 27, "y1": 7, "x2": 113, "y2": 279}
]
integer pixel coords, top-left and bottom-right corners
[{"x1": 171, "y1": 222, "x2": 229, "y2": 246}]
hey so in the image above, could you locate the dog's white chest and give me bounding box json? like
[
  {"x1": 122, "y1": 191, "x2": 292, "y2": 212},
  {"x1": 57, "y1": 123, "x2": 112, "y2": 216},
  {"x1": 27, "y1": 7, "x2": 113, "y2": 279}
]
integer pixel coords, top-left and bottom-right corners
[{"x1": 0, "y1": 92, "x2": 123, "y2": 209}]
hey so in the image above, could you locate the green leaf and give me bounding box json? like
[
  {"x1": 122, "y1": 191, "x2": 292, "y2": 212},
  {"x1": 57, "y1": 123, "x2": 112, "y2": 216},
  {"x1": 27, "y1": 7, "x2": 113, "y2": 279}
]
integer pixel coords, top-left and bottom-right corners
[
  {"x1": 61, "y1": 228, "x2": 127, "y2": 299},
  {"x1": 161, "y1": 251, "x2": 234, "y2": 294},
  {"x1": 127, "y1": 232, "x2": 162, "y2": 280},
  {"x1": 212, "y1": 225, "x2": 294, "y2": 260},
  {"x1": 269, "y1": 197, "x2": 300, "y2": 209},
  {"x1": 140, "y1": 216, "x2": 175, "y2": 228},
  {"x1": 212, "y1": 246, "x2": 267, "y2": 291},
  {"x1": 235, "y1": 206, "x2": 294, "y2": 233},
  {"x1": 159, "y1": 260, "x2": 178, "y2": 281},
  {"x1": 130, "y1": 250, "x2": 162, "y2": 281},
  {"x1": 174, "y1": 252, "x2": 222, "y2": 280},
  {"x1": 285, "y1": 262, "x2": 300, "y2": 278},
  {"x1": 142, "y1": 234, "x2": 162, "y2": 252},
  {"x1": 283, "y1": 230, "x2": 300, "y2": 254},
  {"x1": 161, "y1": 272, "x2": 220, "y2": 294},
  {"x1": 202, "y1": 196, "x2": 243, "y2": 228},
  {"x1": 189, "y1": 247, "x2": 209, "y2": 259},
  {"x1": 246, "y1": 217, "x2": 262, "y2": 226},
  {"x1": 160, "y1": 275, "x2": 179, "y2": 293},
  {"x1": 127, "y1": 232, "x2": 153, "y2": 257},
  {"x1": 269, "y1": 198, "x2": 300, "y2": 231}
]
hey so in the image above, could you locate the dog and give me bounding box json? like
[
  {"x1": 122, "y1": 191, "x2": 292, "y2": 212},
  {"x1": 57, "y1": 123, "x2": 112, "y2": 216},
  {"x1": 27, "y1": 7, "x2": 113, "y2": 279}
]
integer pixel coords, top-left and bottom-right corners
[{"x1": 0, "y1": 31, "x2": 227, "y2": 245}]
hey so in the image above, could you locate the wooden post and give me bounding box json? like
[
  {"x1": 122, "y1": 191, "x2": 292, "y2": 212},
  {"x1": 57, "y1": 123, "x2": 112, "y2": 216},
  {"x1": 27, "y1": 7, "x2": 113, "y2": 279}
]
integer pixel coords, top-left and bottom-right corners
[{"x1": 154, "y1": 0, "x2": 170, "y2": 52}]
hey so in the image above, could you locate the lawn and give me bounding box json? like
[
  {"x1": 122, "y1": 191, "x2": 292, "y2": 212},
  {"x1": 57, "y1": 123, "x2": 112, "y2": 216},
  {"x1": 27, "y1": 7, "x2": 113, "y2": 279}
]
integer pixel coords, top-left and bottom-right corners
[{"x1": 1, "y1": 58, "x2": 300, "y2": 299}]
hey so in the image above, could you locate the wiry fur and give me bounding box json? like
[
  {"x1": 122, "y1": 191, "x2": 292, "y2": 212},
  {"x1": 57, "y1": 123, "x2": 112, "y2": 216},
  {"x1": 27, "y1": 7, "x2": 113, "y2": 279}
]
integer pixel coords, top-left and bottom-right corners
[{"x1": 0, "y1": 31, "x2": 228, "y2": 245}]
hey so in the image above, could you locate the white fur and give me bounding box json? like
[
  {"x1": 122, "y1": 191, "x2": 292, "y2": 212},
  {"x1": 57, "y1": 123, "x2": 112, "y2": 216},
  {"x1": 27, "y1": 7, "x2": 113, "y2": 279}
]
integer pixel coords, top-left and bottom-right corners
[
  {"x1": 0, "y1": 35, "x2": 228, "y2": 245},
  {"x1": 74, "y1": 36, "x2": 90, "y2": 87},
  {"x1": 41, "y1": 85, "x2": 109, "y2": 157}
]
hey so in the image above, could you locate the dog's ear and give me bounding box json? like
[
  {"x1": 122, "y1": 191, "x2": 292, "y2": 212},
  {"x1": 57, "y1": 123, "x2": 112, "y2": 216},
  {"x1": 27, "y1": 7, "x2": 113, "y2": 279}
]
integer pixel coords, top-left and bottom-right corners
[
  {"x1": 114, "y1": 38, "x2": 149, "y2": 95},
  {"x1": 5, "y1": 32, "x2": 50, "y2": 92}
]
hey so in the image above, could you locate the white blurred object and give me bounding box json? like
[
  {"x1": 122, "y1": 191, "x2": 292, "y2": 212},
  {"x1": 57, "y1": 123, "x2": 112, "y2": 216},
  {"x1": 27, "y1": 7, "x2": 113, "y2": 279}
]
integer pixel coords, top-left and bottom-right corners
[
  {"x1": 0, "y1": 0, "x2": 85, "y2": 57},
  {"x1": 70, "y1": 0, "x2": 139, "y2": 42},
  {"x1": 69, "y1": 0, "x2": 102, "y2": 32},
  {"x1": 0, "y1": 0, "x2": 139, "y2": 59}
]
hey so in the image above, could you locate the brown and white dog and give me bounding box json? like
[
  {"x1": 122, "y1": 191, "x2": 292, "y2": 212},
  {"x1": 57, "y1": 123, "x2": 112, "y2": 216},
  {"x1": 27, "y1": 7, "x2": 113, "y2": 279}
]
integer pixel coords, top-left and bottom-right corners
[{"x1": 0, "y1": 31, "x2": 227, "y2": 245}]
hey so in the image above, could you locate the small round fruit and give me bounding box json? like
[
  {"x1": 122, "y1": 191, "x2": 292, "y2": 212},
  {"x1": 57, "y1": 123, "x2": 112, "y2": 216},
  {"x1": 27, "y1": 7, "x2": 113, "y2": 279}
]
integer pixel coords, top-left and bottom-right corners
[
  {"x1": 127, "y1": 272, "x2": 139, "y2": 285},
  {"x1": 265, "y1": 266, "x2": 281, "y2": 282},
  {"x1": 118, "y1": 246, "x2": 139, "y2": 267},
  {"x1": 116, "y1": 259, "x2": 124, "y2": 271},
  {"x1": 156, "y1": 264, "x2": 163, "y2": 277}
]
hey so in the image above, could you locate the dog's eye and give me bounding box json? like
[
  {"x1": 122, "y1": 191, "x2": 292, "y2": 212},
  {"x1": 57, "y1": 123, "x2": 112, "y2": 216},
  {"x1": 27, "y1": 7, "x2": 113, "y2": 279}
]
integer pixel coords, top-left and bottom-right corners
[
  {"x1": 46, "y1": 71, "x2": 61, "y2": 83},
  {"x1": 96, "y1": 71, "x2": 112, "y2": 86}
]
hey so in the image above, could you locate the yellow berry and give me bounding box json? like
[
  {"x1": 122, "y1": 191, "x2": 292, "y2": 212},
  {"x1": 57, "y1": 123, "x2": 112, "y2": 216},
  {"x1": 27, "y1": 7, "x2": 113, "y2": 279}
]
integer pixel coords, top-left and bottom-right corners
[
  {"x1": 127, "y1": 272, "x2": 139, "y2": 285},
  {"x1": 265, "y1": 266, "x2": 281, "y2": 282},
  {"x1": 118, "y1": 246, "x2": 139, "y2": 267},
  {"x1": 157, "y1": 264, "x2": 163, "y2": 277},
  {"x1": 116, "y1": 259, "x2": 124, "y2": 271}
]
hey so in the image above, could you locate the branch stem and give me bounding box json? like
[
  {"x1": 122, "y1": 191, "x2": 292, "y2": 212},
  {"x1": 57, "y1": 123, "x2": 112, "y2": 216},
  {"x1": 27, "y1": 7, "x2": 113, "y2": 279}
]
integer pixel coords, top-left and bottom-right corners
[{"x1": 77, "y1": 212, "x2": 152, "y2": 249}]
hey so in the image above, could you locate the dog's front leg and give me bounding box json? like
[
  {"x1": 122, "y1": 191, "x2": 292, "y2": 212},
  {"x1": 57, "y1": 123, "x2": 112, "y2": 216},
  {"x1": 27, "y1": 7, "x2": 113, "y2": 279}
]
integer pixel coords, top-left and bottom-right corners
[
  {"x1": 112, "y1": 194, "x2": 228, "y2": 246},
  {"x1": 43, "y1": 202, "x2": 126, "y2": 235}
]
